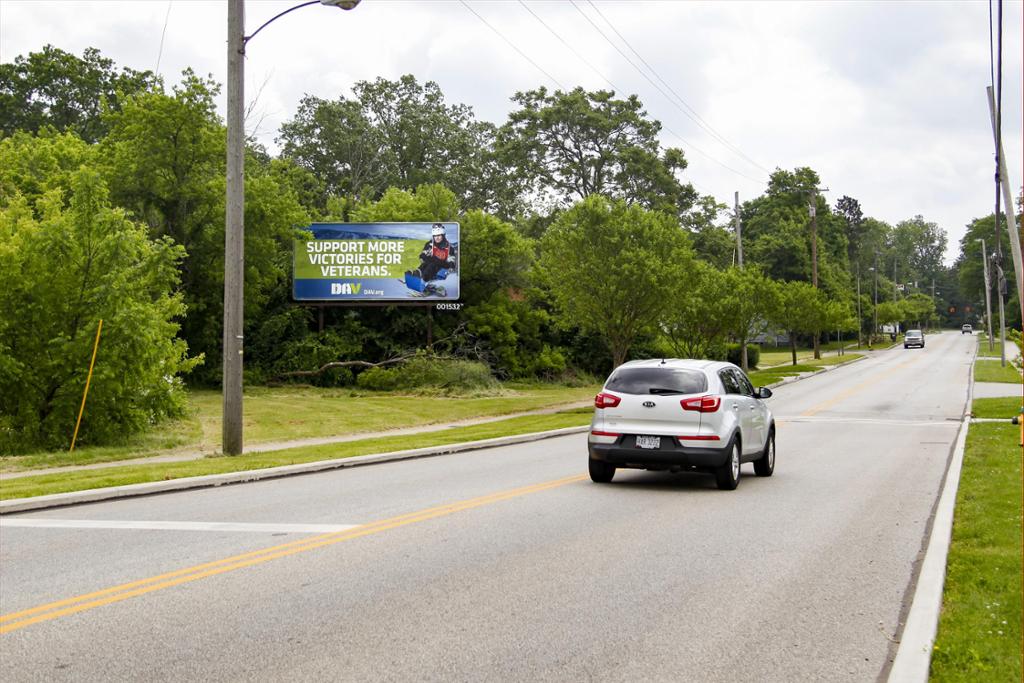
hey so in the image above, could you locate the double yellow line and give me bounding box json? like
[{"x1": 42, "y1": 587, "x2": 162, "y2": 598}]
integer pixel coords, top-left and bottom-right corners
[{"x1": 1, "y1": 473, "x2": 587, "y2": 635}]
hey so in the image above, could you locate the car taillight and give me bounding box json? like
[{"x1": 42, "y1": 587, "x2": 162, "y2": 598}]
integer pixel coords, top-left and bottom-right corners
[
  {"x1": 681, "y1": 395, "x2": 721, "y2": 413},
  {"x1": 594, "y1": 392, "x2": 621, "y2": 409}
]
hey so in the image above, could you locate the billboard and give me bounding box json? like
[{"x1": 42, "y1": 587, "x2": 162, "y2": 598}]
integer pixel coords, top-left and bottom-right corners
[{"x1": 293, "y1": 222, "x2": 460, "y2": 301}]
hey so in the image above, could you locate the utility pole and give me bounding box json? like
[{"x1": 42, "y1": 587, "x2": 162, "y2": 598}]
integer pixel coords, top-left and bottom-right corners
[
  {"x1": 223, "y1": 0, "x2": 245, "y2": 455},
  {"x1": 872, "y1": 252, "x2": 879, "y2": 345},
  {"x1": 856, "y1": 265, "x2": 862, "y2": 348},
  {"x1": 987, "y1": 86, "x2": 1024, "y2": 335},
  {"x1": 734, "y1": 192, "x2": 743, "y2": 268},
  {"x1": 979, "y1": 238, "x2": 995, "y2": 352},
  {"x1": 807, "y1": 186, "x2": 827, "y2": 359},
  {"x1": 735, "y1": 191, "x2": 748, "y2": 372}
]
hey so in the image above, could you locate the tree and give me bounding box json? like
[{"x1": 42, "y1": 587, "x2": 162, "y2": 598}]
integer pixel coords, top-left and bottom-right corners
[
  {"x1": 497, "y1": 87, "x2": 697, "y2": 218},
  {"x1": 662, "y1": 262, "x2": 734, "y2": 359},
  {"x1": 0, "y1": 45, "x2": 156, "y2": 142},
  {"x1": 718, "y1": 268, "x2": 781, "y2": 372},
  {"x1": 537, "y1": 195, "x2": 692, "y2": 368},
  {"x1": 99, "y1": 71, "x2": 309, "y2": 382},
  {"x1": 835, "y1": 195, "x2": 865, "y2": 265},
  {"x1": 278, "y1": 76, "x2": 496, "y2": 210},
  {"x1": 0, "y1": 170, "x2": 197, "y2": 452},
  {"x1": 773, "y1": 281, "x2": 825, "y2": 365}
]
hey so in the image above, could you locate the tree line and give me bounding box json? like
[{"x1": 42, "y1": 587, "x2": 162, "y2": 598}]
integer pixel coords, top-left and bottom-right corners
[{"x1": 1, "y1": 45, "x2": 1010, "y2": 451}]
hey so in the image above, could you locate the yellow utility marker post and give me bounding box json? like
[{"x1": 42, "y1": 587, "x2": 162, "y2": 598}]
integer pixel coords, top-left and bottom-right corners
[{"x1": 70, "y1": 320, "x2": 103, "y2": 452}]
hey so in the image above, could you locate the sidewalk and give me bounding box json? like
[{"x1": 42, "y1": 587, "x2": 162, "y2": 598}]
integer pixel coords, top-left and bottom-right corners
[{"x1": 0, "y1": 401, "x2": 592, "y2": 481}]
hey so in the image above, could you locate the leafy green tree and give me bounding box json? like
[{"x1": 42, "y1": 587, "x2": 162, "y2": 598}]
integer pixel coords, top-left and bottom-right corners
[
  {"x1": 0, "y1": 128, "x2": 94, "y2": 209},
  {"x1": 0, "y1": 170, "x2": 197, "y2": 452},
  {"x1": 741, "y1": 167, "x2": 849, "y2": 293},
  {"x1": 497, "y1": 87, "x2": 697, "y2": 218},
  {"x1": 0, "y1": 45, "x2": 156, "y2": 142},
  {"x1": 773, "y1": 281, "x2": 825, "y2": 365},
  {"x1": 278, "y1": 76, "x2": 496, "y2": 210},
  {"x1": 901, "y1": 293, "x2": 936, "y2": 328},
  {"x1": 537, "y1": 195, "x2": 692, "y2": 367},
  {"x1": 99, "y1": 71, "x2": 309, "y2": 382},
  {"x1": 662, "y1": 262, "x2": 734, "y2": 359},
  {"x1": 719, "y1": 267, "x2": 781, "y2": 372}
]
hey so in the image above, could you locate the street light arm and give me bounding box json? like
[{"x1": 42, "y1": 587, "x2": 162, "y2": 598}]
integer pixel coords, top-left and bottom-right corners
[{"x1": 244, "y1": 0, "x2": 319, "y2": 46}]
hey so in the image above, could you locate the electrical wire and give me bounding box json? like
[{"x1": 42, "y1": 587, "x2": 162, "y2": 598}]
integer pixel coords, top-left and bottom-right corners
[
  {"x1": 567, "y1": 0, "x2": 764, "y2": 185},
  {"x1": 155, "y1": 0, "x2": 173, "y2": 77},
  {"x1": 459, "y1": 0, "x2": 565, "y2": 90},
  {"x1": 584, "y1": 0, "x2": 771, "y2": 175},
  {"x1": 516, "y1": 0, "x2": 618, "y2": 92}
]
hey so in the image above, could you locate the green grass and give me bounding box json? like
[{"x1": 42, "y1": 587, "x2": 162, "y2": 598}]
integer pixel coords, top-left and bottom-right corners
[
  {"x1": 0, "y1": 409, "x2": 594, "y2": 501},
  {"x1": 971, "y1": 397, "x2": 1024, "y2": 419},
  {"x1": 1, "y1": 383, "x2": 599, "y2": 472},
  {"x1": 976, "y1": 341, "x2": 1009, "y2": 359},
  {"x1": 930, "y1": 423, "x2": 1022, "y2": 681},
  {"x1": 974, "y1": 360, "x2": 1023, "y2": 383}
]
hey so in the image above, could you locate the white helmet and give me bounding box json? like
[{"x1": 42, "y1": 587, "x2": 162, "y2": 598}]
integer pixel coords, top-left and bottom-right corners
[{"x1": 431, "y1": 224, "x2": 446, "y2": 237}]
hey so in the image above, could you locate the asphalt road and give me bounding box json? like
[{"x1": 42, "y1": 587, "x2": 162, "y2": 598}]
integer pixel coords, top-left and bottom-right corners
[{"x1": 0, "y1": 332, "x2": 973, "y2": 681}]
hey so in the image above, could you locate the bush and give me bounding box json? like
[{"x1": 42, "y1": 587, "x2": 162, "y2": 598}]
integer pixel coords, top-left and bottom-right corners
[
  {"x1": 726, "y1": 343, "x2": 760, "y2": 368},
  {"x1": 356, "y1": 355, "x2": 496, "y2": 393}
]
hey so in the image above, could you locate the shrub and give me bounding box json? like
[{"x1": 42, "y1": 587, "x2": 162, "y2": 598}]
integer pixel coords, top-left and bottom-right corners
[
  {"x1": 726, "y1": 343, "x2": 760, "y2": 368},
  {"x1": 356, "y1": 355, "x2": 496, "y2": 393}
]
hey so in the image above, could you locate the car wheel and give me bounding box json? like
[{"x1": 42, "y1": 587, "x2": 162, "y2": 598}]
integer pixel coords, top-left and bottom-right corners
[
  {"x1": 754, "y1": 429, "x2": 775, "y2": 477},
  {"x1": 715, "y1": 438, "x2": 741, "y2": 490},
  {"x1": 588, "y1": 458, "x2": 615, "y2": 483}
]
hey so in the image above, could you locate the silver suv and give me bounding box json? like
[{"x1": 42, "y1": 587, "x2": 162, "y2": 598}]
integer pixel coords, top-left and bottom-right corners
[{"x1": 588, "y1": 359, "x2": 775, "y2": 490}]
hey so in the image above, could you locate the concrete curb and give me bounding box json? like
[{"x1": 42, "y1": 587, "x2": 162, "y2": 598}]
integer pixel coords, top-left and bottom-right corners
[
  {"x1": 0, "y1": 426, "x2": 589, "y2": 514},
  {"x1": 886, "y1": 336, "x2": 977, "y2": 681}
]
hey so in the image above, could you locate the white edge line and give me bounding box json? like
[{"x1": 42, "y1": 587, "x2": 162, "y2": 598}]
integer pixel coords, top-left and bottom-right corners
[{"x1": 886, "y1": 336, "x2": 977, "y2": 682}]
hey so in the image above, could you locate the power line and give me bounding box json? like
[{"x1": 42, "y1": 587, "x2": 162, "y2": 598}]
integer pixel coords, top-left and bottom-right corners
[
  {"x1": 584, "y1": 0, "x2": 771, "y2": 175},
  {"x1": 459, "y1": 0, "x2": 565, "y2": 90},
  {"x1": 155, "y1": 0, "x2": 173, "y2": 77},
  {"x1": 567, "y1": 0, "x2": 764, "y2": 185},
  {"x1": 516, "y1": 0, "x2": 618, "y2": 92}
]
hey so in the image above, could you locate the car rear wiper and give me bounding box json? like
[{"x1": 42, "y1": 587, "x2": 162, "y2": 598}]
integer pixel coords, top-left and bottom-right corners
[{"x1": 648, "y1": 387, "x2": 684, "y2": 395}]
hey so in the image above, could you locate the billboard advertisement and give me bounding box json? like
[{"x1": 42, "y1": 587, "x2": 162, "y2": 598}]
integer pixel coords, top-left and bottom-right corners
[{"x1": 293, "y1": 222, "x2": 460, "y2": 301}]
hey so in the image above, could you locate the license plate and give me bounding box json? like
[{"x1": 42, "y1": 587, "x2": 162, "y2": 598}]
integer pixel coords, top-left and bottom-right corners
[{"x1": 636, "y1": 435, "x2": 661, "y2": 449}]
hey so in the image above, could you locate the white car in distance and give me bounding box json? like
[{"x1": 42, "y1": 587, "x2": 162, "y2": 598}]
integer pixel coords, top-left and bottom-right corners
[{"x1": 588, "y1": 359, "x2": 775, "y2": 490}]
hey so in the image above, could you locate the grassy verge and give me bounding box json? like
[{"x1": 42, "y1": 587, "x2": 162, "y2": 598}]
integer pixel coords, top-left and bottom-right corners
[
  {"x1": 930, "y1": 423, "x2": 1022, "y2": 681},
  {"x1": 977, "y1": 341, "x2": 1009, "y2": 359},
  {"x1": 971, "y1": 397, "x2": 1024, "y2": 419},
  {"x1": 0, "y1": 409, "x2": 594, "y2": 501},
  {"x1": 2, "y1": 383, "x2": 599, "y2": 472},
  {"x1": 974, "y1": 360, "x2": 1023, "y2": 383},
  {"x1": 748, "y1": 353, "x2": 863, "y2": 386}
]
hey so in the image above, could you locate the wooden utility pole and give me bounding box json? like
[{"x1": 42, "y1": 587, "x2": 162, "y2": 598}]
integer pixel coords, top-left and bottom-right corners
[
  {"x1": 808, "y1": 188, "x2": 826, "y2": 359},
  {"x1": 735, "y1": 192, "x2": 749, "y2": 371},
  {"x1": 223, "y1": 0, "x2": 245, "y2": 456},
  {"x1": 734, "y1": 192, "x2": 744, "y2": 268}
]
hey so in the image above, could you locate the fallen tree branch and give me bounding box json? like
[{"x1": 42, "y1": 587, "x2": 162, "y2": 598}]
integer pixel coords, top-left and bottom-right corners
[{"x1": 273, "y1": 352, "x2": 420, "y2": 380}]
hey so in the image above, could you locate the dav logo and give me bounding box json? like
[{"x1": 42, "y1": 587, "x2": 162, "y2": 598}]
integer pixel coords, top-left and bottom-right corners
[{"x1": 330, "y1": 282, "x2": 362, "y2": 295}]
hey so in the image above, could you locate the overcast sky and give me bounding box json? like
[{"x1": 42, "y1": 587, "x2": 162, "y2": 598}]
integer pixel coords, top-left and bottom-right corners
[{"x1": 2, "y1": 0, "x2": 1021, "y2": 263}]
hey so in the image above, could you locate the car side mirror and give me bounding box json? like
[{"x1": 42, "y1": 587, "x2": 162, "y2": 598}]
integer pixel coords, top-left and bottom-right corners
[{"x1": 755, "y1": 387, "x2": 773, "y2": 399}]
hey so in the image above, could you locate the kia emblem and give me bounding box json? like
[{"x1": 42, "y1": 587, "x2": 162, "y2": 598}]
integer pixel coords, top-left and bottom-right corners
[{"x1": 642, "y1": 401, "x2": 656, "y2": 408}]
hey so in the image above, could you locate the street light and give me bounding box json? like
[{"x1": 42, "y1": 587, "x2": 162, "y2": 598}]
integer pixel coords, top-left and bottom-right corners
[{"x1": 223, "y1": 0, "x2": 360, "y2": 455}]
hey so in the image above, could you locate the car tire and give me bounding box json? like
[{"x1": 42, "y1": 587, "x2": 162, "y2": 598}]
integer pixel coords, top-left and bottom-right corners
[
  {"x1": 754, "y1": 428, "x2": 775, "y2": 477},
  {"x1": 588, "y1": 458, "x2": 615, "y2": 483},
  {"x1": 715, "y1": 438, "x2": 741, "y2": 490}
]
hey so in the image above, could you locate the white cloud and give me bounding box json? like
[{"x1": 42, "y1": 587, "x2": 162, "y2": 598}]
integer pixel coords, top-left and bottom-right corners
[{"x1": 1, "y1": 0, "x2": 1020, "y2": 263}]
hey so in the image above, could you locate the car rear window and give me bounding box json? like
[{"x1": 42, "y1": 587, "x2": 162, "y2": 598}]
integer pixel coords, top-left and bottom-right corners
[
  {"x1": 605, "y1": 368, "x2": 707, "y2": 395},
  {"x1": 907, "y1": 330, "x2": 922, "y2": 336}
]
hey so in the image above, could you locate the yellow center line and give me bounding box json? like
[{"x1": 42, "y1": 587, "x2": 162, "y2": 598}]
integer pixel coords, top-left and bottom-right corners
[
  {"x1": 0, "y1": 473, "x2": 588, "y2": 635},
  {"x1": 801, "y1": 355, "x2": 922, "y2": 418}
]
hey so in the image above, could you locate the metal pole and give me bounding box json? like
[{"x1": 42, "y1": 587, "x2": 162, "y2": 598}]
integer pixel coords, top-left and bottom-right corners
[
  {"x1": 856, "y1": 266, "x2": 862, "y2": 348},
  {"x1": 872, "y1": 255, "x2": 878, "y2": 344},
  {"x1": 986, "y1": 86, "x2": 1024, "y2": 330},
  {"x1": 223, "y1": 0, "x2": 245, "y2": 455}
]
